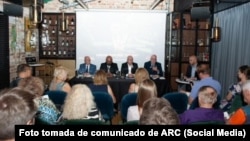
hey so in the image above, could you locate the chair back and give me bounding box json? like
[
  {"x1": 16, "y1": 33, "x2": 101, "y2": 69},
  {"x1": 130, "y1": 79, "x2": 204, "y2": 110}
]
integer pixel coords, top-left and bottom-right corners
[
  {"x1": 46, "y1": 90, "x2": 67, "y2": 110},
  {"x1": 120, "y1": 93, "x2": 137, "y2": 122},
  {"x1": 92, "y1": 91, "x2": 114, "y2": 124},
  {"x1": 162, "y1": 92, "x2": 188, "y2": 114},
  {"x1": 59, "y1": 119, "x2": 107, "y2": 125},
  {"x1": 123, "y1": 120, "x2": 139, "y2": 125}
]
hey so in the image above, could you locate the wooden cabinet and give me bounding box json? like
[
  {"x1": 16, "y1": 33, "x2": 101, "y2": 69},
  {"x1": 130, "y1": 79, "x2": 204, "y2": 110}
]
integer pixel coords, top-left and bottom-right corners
[
  {"x1": 166, "y1": 12, "x2": 212, "y2": 91},
  {"x1": 39, "y1": 13, "x2": 76, "y2": 59}
]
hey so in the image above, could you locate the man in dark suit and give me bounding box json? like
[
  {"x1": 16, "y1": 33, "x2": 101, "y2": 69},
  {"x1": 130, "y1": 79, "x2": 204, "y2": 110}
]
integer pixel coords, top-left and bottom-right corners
[
  {"x1": 121, "y1": 55, "x2": 138, "y2": 78},
  {"x1": 78, "y1": 56, "x2": 97, "y2": 77},
  {"x1": 185, "y1": 55, "x2": 199, "y2": 80},
  {"x1": 182, "y1": 55, "x2": 199, "y2": 91},
  {"x1": 144, "y1": 54, "x2": 163, "y2": 77},
  {"x1": 100, "y1": 55, "x2": 118, "y2": 77}
]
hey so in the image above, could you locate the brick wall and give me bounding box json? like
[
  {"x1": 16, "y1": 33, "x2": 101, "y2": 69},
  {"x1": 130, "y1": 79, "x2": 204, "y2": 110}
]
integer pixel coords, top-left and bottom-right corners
[{"x1": 9, "y1": 7, "x2": 39, "y2": 81}]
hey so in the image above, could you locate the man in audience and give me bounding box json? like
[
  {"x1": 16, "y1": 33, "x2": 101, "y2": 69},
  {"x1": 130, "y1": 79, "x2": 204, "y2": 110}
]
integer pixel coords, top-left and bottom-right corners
[
  {"x1": 183, "y1": 64, "x2": 221, "y2": 105},
  {"x1": 180, "y1": 55, "x2": 199, "y2": 91},
  {"x1": 179, "y1": 86, "x2": 224, "y2": 124},
  {"x1": 227, "y1": 80, "x2": 250, "y2": 124},
  {"x1": 9, "y1": 64, "x2": 32, "y2": 88},
  {"x1": 100, "y1": 55, "x2": 118, "y2": 77},
  {"x1": 139, "y1": 97, "x2": 180, "y2": 125},
  {"x1": 121, "y1": 55, "x2": 138, "y2": 78},
  {"x1": 144, "y1": 54, "x2": 163, "y2": 77},
  {"x1": 185, "y1": 55, "x2": 199, "y2": 80},
  {"x1": 0, "y1": 88, "x2": 37, "y2": 141},
  {"x1": 78, "y1": 56, "x2": 97, "y2": 77}
]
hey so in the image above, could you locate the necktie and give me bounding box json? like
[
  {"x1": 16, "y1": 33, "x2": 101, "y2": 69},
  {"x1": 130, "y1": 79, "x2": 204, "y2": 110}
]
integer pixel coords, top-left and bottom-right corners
[{"x1": 86, "y1": 65, "x2": 89, "y2": 73}]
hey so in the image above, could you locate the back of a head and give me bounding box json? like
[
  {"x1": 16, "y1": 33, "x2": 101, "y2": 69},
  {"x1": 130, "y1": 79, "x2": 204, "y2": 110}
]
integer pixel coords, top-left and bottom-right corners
[
  {"x1": 139, "y1": 97, "x2": 180, "y2": 125},
  {"x1": 18, "y1": 76, "x2": 45, "y2": 97},
  {"x1": 134, "y1": 68, "x2": 150, "y2": 84},
  {"x1": 0, "y1": 88, "x2": 37, "y2": 140},
  {"x1": 53, "y1": 66, "x2": 68, "y2": 81},
  {"x1": 198, "y1": 86, "x2": 217, "y2": 106},
  {"x1": 93, "y1": 70, "x2": 108, "y2": 85},
  {"x1": 137, "y1": 79, "x2": 157, "y2": 108},
  {"x1": 16, "y1": 64, "x2": 30, "y2": 74},
  {"x1": 197, "y1": 64, "x2": 210, "y2": 75},
  {"x1": 62, "y1": 84, "x2": 95, "y2": 119}
]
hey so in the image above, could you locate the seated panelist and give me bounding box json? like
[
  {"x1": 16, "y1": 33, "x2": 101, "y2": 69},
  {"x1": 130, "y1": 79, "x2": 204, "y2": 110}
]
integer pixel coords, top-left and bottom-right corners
[
  {"x1": 78, "y1": 56, "x2": 97, "y2": 77},
  {"x1": 121, "y1": 55, "x2": 138, "y2": 78},
  {"x1": 100, "y1": 55, "x2": 118, "y2": 77},
  {"x1": 144, "y1": 54, "x2": 163, "y2": 78}
]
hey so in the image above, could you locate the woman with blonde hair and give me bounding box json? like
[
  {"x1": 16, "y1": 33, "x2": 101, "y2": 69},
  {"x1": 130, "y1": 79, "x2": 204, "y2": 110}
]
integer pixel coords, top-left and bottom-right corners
[
  {"x1": 49, "y1": 66, "x2": 71, "y2": 94},
  {"x1": 88, "y1": 69, "x2": 116, "y2": 104},
  {"x1": 127, "y1": 79, "x2": 157, "y2": 121},
  {"x1": 128, "y1": 68, "x2": 150, "y2": 93},
  {"x1": 60, "y1": 84, "x2": 102, "y2": 121}
]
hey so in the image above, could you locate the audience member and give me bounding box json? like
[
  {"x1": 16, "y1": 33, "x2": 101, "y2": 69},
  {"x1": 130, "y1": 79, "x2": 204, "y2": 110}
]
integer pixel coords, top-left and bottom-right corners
[
  {"x1": 139, "y1": 97, "x2": 180, "y2": 125},
  {"x1": 182, "y1": 64, "x2": 221, "y2": 105},
  {"x1": 179, "y1": 86, "x2": 224, "y2": 124},
  {"x1": 221, "y1": 65, "x2": 250, "y2": 111},
  {"x1": 100, "y1": 55, "x2": 118, "y2": 77},
  {"x1": 128, "y1": 68, "x2": 149, "y2": 93},
  {"x1": 59, "y1": 84, "x2": 103, "y2": 121},
  {"x1": 88, "y1": 70, "x2": 116, "y2": 104},
  {"x1": 227, "y1": 80, "x2": 250, "y2": 125},
  {"x1": 180, "y1": 55, "x2": 199, "y2": 91},
  {"x1": 127, "y1": 79, "x2": 157, "y2": 121},
  {"x1": 0, "y1": 88, "x2": 37, "y2": 141},
  {"x1": 49, "y1": 66, "x2": 71, "y2": 94},
  {"x1": 78, "y1": 56, "x2": 97, "y2": 77},
  {"x1": 144, "y1": 54, "x2": 163, "y2": 78},
  {"x1": 9, "y1": 64, "x2": 32, "y2": 88},
  {"x1": 185, "y1": 55, "x2": 199, "y2": 80},
  {"x1": 18, "y1": 76, "x2": 61, "y2": 125},
  {"x1": 121, "y1": 55, "x2": 138, "y2": 78}
]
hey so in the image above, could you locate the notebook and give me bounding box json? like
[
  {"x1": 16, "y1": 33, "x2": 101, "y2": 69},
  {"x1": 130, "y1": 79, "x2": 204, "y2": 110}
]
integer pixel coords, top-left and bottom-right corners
[{"x1": 25, "y1": 56, "x2": 37, "y2": 64}]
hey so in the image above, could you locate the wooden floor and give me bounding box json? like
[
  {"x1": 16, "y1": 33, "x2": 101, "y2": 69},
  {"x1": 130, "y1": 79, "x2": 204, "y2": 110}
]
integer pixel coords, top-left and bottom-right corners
[{"x1": 111, "y1": 111, "x2": 123, "y2": 125}]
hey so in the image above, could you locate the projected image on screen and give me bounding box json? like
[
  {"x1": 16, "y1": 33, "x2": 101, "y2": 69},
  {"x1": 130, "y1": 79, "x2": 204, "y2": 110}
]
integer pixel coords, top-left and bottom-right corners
[{"x1": 76, "y1": 10, "x2": 166, "y2": 73}]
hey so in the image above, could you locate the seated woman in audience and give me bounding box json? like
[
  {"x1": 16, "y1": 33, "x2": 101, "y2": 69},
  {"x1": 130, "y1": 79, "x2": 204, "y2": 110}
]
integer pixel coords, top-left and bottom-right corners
[
  {"x1": 49, "y1": 66, "x2": 71, "y2": 94},
  {"x1": 220, "y1": 65, "x2": 250, "y2": 111},
  {"x1": 227, "y1": 80, "x2": 250, "y2": 125},
  {"x1": 128, "y1": 68, "x2": 150, "y2": 93},
  {"x1": 59, "y1": 84, "x2": 103, "y2": 121},
  {"x1": 139, "y1": 97, "x2": 180, "y2": 125},
  {"x1": 179, "y1": 86, "x2": 224, "y2": 124},
  {"x1": 88, "y1": 69, "x2": 116, "y2": 104},
  {"x1": 0, "y1": 88, "x2": 37, "y2": 141},
  {"x1": 18, "y1": 76, "x2": 61, "y2": 125},
  {"x1": 127, "y1": 79, "x2": 157, "y2": 121}
]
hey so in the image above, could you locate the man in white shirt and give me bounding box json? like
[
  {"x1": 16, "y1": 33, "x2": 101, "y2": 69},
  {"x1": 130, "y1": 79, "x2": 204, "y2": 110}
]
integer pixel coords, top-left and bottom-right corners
[{"x1": 121, "y1": 55, "x2": 138, "y2": 78}]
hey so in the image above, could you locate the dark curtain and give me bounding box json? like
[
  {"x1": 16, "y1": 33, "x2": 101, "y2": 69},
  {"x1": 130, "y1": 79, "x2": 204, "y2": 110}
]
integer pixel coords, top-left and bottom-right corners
[{"x1": 211, "y1": 2, "x2": 250, "y2": 98}]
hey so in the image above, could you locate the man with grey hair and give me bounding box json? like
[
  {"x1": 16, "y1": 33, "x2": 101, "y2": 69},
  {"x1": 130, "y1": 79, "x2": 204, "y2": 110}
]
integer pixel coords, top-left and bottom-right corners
[
  {"x1": 121, "y1": 55, "x2": 138, "y2": 78},
  {"x1": 227, "y1": 80, "x2": 250, "y2": 124}
]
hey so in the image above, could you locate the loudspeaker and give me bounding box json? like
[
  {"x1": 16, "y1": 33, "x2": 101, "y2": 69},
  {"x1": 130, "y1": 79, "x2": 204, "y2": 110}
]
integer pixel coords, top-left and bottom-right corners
[
  {"x1": 3, "y1": 3, "x2": 23, "y2": 17},
  {"x1": 191, "y1": 6, "x2": 210, "y2": 20}
]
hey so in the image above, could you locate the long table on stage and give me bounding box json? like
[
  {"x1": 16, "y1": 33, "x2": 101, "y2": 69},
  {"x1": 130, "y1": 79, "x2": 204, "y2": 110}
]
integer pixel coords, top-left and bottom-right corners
[{"x1": 68, "y1": 76, "x2": 168, "y2": 105}]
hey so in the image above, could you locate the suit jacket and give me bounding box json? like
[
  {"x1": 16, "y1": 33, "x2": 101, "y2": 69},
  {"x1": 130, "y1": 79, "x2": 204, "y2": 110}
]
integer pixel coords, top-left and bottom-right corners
[
  {"x1": 100, "y1": 62, "x2": 118, "y2": 74},
  {"x1": 186, "y1": 64, "x2": 199, "y2": 80},
  {"x1": 78, "y1": 63, "x2": 97, "y2": 75},
  {"x1": 144, "y1": 61, "x2": 163, "y2": 76},
  {"x1": 121, "y1": 62, "x2": 138, "y2": 75}
]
